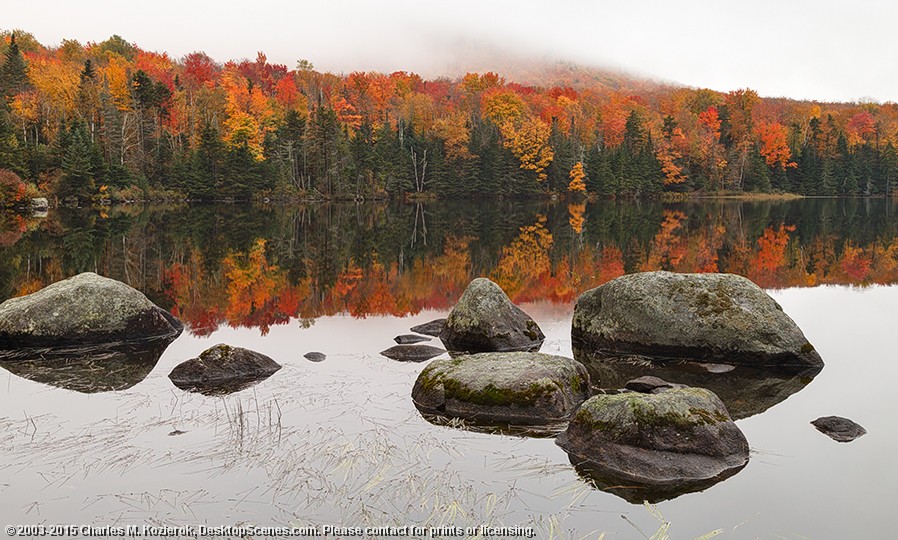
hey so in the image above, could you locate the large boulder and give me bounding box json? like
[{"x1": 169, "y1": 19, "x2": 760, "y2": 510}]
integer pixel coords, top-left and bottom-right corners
[
  {"x1": 572, "y1": 271, "x2": 823, "y2": 368},
  {"x1": 169, "y1": 344, "x2": 281, "y2": 395},
  {"x1": 0, "y1": 272, "x2": 183, "y2": 349},
  {"x1": 412, "y1": 352, "x2": 589, "y2": 425},
  {"x1": 557, "y1": 384, "x2": 749, "y2": 502},
  {"x1": 440, "y1": 278, "x2": 544, "y2": 353}
]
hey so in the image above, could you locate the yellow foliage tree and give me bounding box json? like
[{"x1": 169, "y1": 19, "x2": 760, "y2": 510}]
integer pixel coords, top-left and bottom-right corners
[
  {"x1": 503, "y1": 116, "x2": 554, "y2": 182},
  {"x1": 568, "y1": 161, "x2": 587, "y2": 194}
]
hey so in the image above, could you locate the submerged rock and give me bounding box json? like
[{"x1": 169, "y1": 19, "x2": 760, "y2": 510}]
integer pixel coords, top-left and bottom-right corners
[
  {"x1": 412, "y1": 352, "x2": 589, "y2": 425},
  {"x1": 624, "y1": 375, "x2": 679, "y2": 393},
  {"x1": 0, "y1": 272, "x2": 183, "y2": 349},
  {"x1": 811, "y1": 416, "x2": 867, "y2": 442},
  {"x1": 410, "y1": 319, "x2": 446, "y2": 337},
  {"x1": 557, "y1": 385, "x2": 749, "y2": 502},
  {"x1": 572, "y1": 271, "x2": 823, "y2": 368},
  {"x1": 380, "y1": 344, "x2": 445, "y2": 363},
  {"x1": 440, "y1": 278, "x2": 544, "y2": 353},
  {"x1": 304, "y1": 351, "x2": 326, "y2": 362},
  {"x1": 394, "y1": 334, "x2": 431, "y2": 344},
  {"x1": 0, "y1": 337, "x2": 176, "y2": 393},
  {"x1": 169, "y1": 344, "x2": 281, "y2": 395}
]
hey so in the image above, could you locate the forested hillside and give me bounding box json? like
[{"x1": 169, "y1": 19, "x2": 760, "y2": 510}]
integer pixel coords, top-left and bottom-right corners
[{"x1": 1, "y1": 30, "x2": 897, "y2": 204}]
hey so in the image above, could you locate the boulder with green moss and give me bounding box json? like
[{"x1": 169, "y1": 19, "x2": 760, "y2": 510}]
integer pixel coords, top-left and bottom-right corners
[
  {"x1": 412, "y1": 352, "x2": 589, "y2": 425},
  {"x1": 572, "y1": 271, "x2": 823, "y2": 368},
  {"x1": 169, "y1": 344, "x2": 281, "y2": 395},
  {"x1": 0, "y1": 272, "x2": 182, "y2": 349},
  {"x1": 440, "y1": 278, "x2": 544, "y2": 353},
  {"x1": 557, "y1": 383, "x2": 749, "y2": 498}
]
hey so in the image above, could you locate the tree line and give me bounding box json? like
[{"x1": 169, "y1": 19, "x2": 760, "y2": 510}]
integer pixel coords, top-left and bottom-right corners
[{"x1": 1, "y1": 30, "x2": 897, "y2": 204}]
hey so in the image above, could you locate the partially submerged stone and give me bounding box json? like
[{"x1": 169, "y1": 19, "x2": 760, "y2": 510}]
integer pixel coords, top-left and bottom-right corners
[
  {"x1": 624, "y1": 375, "x2": 679, "y2": 393},
  {"x1": 412, "y1": 352, "x2": 590, "y2": 425},
  {"x1": 572, "y1": 271, "x2": 823, "y2": 368},
  {"x1": 169, "y1": 344, "x2": 281, "y2": 395},
  {"x1": 410, "y1": 319, "x2": 446, "y2": 337},
  {"x1": 0, "y1": 272, "x2": 183, "y2": 348},
  {"x1": 304, "y1": 351, "x2": 326, "y2": 362},
  {"x1": 394, "y1": 334, "x2": 431, "y2": 344},
  {"x1": 440, "y1": 278, "x2": 544, "y2": 353},
  {"x1": 557, "y1": 385, "x2": 749, "y2": 501},
  {"x1": 811, "y1": 416, "x2": 867, "y2": 442},
  {"x1": 380, "y1": 344, "x2": 445, "y2": 363}
]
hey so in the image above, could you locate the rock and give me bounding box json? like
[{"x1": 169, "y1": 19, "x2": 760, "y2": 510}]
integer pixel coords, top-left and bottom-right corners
[
  {"x1": 394, "y1": 334, "x2": 431, "y2": 344},
  {"x1": 30, "y1": 197, "x2": 49, "y2": 210},
  {"x1": 0, "y1": 272, "x2": 183, "y2": 349},
  {"x1": 440, "y1": 278, "x2": 544, "y2": 353},
  {"x1": 572, "y1": 271, "x2": 823, "y2": 368},
  {"x1": 380, "y1": 345, "x2": 445, "y2": 363},
  {"x1": 304, "y1": 351, "x2": 326, "y2": 362},
  {"x1": 410, "y1": 319, "x2": 446, "y2": 337},
  {"x1": 412, "y1": 352, "x2": 590, "y2": 425},
  {"x1": 0, "y1": 337, "x2": 176, "y2": 393},
  {"x1": 625, "y1": 375, "x2": 678, "y2": 393},
  {"x1": 169, "y1": 344, "x2": 281, "y2": 395},
  {"x1": 557, "y1": 386, "x2": 749, "y2": 501},
  {"x1": 576, "y1": 349, "x2": 821, "y2": 420},
  {"x1": 811, "y1": 416, "x2": 867, "y2": 442}
]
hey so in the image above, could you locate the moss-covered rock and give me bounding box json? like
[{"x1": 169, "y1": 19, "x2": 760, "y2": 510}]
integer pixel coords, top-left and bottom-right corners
[
  {"x1": 169, "y1": 344, "x2": 281, "y2": 395},
  {"x1": 557, "y1": 384, "x2": 749, "y2": 500},
  {"x1": 380, "y1": 344, "x2": 445, "y2": 362},
  {"x1": 572, "y1": 271, "x2": 823, "y2": 368},
  {"x1": 0, "y1": 272, "x2": 183, "y2": 349},
  {"x1": 440, "y1": 278, "x2": 544, "y2": 353},
  {"x1": 412, "y1": 351, "x2": 589, "y2": 425}
]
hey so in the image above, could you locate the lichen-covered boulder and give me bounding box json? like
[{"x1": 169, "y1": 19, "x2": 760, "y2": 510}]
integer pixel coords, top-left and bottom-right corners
[
  {"x1": 557, "y1": 384, "x2": 749, "y2": 498},
  {"x1": 440, "y1": 278, "x2": 544, "y2": 353},
  {"x1": 572, "y1": 271, "x2": 823, "y2": 368},
  {"x1": 0, "y1": 272, "x2": 182, "y2": 349},
  {"x1": 169, "y1": 344, "x2": 281, "y2": 395},
  {"x1": 412, "y1": 352, "x2": 589, "y2": 425}
]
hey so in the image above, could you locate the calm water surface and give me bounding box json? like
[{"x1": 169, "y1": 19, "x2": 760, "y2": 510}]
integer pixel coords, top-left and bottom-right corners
[{"x1": 0, "y1": 199, "x2": 896, "y2": 538}]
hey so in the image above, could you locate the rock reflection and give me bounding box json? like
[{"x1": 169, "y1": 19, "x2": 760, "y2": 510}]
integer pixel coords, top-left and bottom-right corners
[
  {"x1": 573, "y1": 347, "x2": 822, "y2": 420},
  {"x1": 0, "y1": 336, "x2": 176, "y2": 393},
  {"x1": 567, "y1": 454, "x2": 747, "y2": 504}
]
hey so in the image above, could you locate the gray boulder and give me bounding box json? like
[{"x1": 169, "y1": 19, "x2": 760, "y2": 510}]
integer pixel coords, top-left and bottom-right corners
[
  {"x1": 303, "y1": 351, "x2": 326, "y2": 362},
  {"x1": 440, "y1": 278, "x2": 544, "y2": 353},
  {"x1": 557, "y1": 384, "x2": 749, "y2": 500},
  {"x1": 811, "y1": 416, "x2": 867, "y2": 442},
  {"x1": 0, "y1": 272, "x2": 183, "y2": 349},
  {"x1": 572, "y1": 271, "x2": 822, "y2": 368},
  {"x1": 169, "y1": 344, "x2": 281, "y2": 395},
  {"x1": 412, "y1": 352, "x2": 589, "y2": 425},
  {"x1": 394, "y1": 334, "x2": 431, "y2": 344}
]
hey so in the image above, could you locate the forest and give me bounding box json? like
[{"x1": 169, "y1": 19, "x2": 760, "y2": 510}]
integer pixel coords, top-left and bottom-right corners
[{"x1": 1, "y1": 30, "x2": 898, "y2": 204}]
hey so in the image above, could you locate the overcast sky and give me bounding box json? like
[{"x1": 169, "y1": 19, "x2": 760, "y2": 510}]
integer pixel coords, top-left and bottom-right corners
[{"x1": 4, "y1": 0, "x2": 897, "y2": 103}]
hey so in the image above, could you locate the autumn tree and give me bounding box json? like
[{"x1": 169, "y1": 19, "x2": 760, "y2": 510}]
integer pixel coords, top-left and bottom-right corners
[{"x1": 567, "y1": 161, "x2": 586, "y2": 194}]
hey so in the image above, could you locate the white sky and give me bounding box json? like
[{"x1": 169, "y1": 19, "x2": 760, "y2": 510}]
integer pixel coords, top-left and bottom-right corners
[{"x1": 4, "y1": 0, "x2": 897, "y2": 103}]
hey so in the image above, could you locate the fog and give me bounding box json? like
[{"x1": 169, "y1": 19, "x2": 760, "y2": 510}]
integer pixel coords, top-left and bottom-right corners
[{"x1": 4, "y1": 0, "x2": 898, "y2": 102}]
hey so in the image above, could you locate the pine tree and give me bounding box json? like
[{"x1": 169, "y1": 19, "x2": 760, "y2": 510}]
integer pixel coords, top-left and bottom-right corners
[{"x1": 0, "y1": 33, "x2": 29, "y2": 102}]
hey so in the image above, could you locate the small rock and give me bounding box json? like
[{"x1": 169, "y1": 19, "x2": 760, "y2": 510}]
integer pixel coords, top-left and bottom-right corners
[
  {"x1": 169, "y1": 344, "x2": 281, "y2": 395},
  {"x1": 30, "y1": 197, "x2": 49, "y2": 210},
  {"x1": 380, "y1": 345, "x2": 445, "y2": 363},
  {"x1": 304, "y1": 351, "x2": 326, "y2": 362},
  {"x1": 624, "y1": 375, "x2": 676, "y2": 393},
  {"x1": 811, "y1": 416, "x2": 867, "y2": 442},
  {"x1": 410, "y1": 319, "x2": 446, "y2": 337},
  {"x1": 440, "y1": 278, "x2": 544, "y2": 353},
  {"x1": 168, "y1": 429, "x2": 187, "y2": 436},
  {"x1": 394, "y1": 334, "x2": 431, "y2": 344}
]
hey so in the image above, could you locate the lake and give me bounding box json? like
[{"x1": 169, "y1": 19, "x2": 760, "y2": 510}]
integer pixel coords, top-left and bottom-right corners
[{"x1": 0, "y1": 198, "x2": 896, "y2": 539}]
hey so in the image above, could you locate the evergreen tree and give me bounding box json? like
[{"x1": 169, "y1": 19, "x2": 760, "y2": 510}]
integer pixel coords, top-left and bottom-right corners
[{"x1": 0, "y1": 33, "x2": 29, "y2": 102}]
